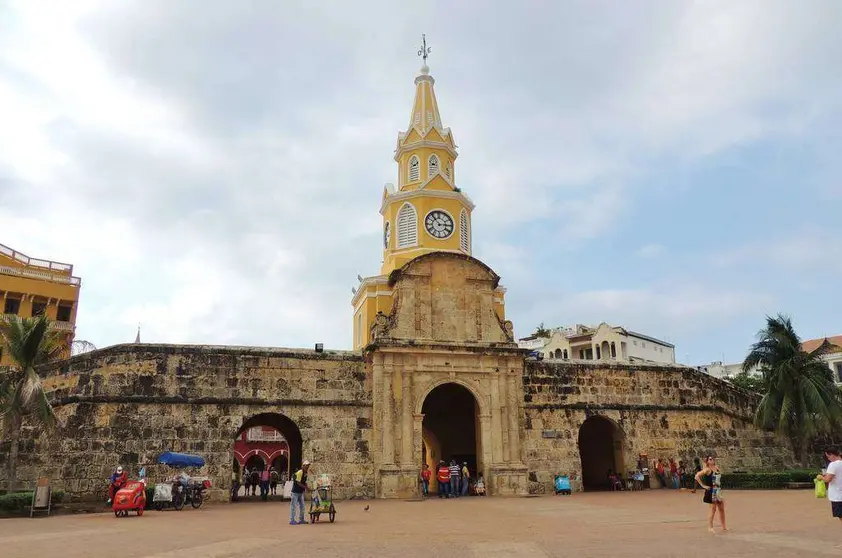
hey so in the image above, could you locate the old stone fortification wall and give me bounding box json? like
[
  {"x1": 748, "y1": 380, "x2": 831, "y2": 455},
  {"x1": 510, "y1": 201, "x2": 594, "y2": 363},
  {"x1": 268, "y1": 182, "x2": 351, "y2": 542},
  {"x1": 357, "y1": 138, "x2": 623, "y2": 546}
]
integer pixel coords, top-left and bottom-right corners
[
  {"x1": 521, "y1": 360, "x2": 794, "y2": 494},
  {"x1": 0, "y1": 344, "x2": 373, "y2": 501}
]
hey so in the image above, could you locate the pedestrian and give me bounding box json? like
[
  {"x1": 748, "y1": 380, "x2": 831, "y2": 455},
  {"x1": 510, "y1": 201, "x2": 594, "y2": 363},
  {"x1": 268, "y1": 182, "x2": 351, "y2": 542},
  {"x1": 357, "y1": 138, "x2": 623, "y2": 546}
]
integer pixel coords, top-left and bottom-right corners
[
  {"x1": 461, "y1": 462, "x2": 470, "y2": 496},
  {"x1": 436, "y1": 460, "x2": 450, "y2": 498},
  {"x1": 250, "y1": 468, "x2": 260, "y2": 496},
  {"x1": 669, "y1": 458, "x2": 679, "y2": 489},
  {"x1": 270, "y1": 467, "x2": 279, "y2": 495},
  {"x1": 655, "y1": 459, "x2": 667, "y2": 488},
  {"x1": 691, "y1": 457, "x2": 702, "y2": 493},
  {"x1": 260, "y1": 468, "x2": 270, "y2": 501},
  {"x1": 242, "y1": 468, "x2": 250, "y2": 497},
  {"x1": 694, "y1": 455, "x2": 727, "y2": 533},
  {"x1": 678, "y1": 461, "x2": 687, "y2": 489},
  {"x1": 820, "y1": 447, "x2": 842, "y2": 526},
  {"x1": 289, "y1": 460, "x2": 311, "y2": 525},
  {"x1": 231, "y1": 468, "x2": 240, "y2": 501},
  {"x1": 449, "y1": 460, "x2": 461, "y2": 498},
  {"x1": 420, "y1": 463, "x2": 431, "y2": 497}
]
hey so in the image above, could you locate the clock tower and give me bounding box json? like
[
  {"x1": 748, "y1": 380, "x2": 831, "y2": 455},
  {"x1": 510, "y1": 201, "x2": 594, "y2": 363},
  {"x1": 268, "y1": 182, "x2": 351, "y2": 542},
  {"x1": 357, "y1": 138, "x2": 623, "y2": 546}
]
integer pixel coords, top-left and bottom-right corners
[{"x1": 351, "y1": 56, "x2": 507, "y2": 350}]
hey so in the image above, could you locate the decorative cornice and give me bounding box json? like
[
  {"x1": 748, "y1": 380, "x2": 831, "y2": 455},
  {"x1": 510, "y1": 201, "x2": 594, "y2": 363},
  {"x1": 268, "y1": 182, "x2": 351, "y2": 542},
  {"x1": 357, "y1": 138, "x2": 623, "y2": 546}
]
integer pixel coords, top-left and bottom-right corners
[
  {"x1": 394, "y1": 138, "x2": 457, "y2": 162},
  {"x1": 380, "y1": 188, "x2": 475, "y2": 215}
]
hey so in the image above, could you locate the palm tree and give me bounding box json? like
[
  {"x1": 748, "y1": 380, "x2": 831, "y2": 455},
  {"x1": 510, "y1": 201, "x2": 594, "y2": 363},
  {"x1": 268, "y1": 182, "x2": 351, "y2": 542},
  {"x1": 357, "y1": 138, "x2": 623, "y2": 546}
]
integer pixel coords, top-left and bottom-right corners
[
  {"x1": 0, "y1": 315, "x2": 63, "y2": 493},
  {"x1": 743, "y1": 314, "x2": 842, "y2": 466}
]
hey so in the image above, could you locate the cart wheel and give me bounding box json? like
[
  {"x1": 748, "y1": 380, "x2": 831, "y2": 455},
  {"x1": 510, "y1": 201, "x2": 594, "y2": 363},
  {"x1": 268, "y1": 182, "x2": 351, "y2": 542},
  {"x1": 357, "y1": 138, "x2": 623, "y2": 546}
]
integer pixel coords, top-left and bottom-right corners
[
  {"x1": 114, "y1": 509, "x2": 120, "y2": 517},
  {"x1": 174, "y1": 493, "x2": 185, "y2": 511},
  {"x1": 191, "y1": 491, "x2": 204, "y2": 509},
  {"x1": 155, "y1": 502, "x2": 163, "y2": 511},
  {"x1": 329, "y1": 504, "x2": 336, "y2": 523}
]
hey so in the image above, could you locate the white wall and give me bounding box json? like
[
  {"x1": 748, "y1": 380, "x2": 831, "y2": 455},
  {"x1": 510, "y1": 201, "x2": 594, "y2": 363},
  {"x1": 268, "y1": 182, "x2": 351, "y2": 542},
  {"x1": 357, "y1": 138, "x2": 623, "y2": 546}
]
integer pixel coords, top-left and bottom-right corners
[{"x1": 625, "y1": 334, "x2": 675, "y2": 364}]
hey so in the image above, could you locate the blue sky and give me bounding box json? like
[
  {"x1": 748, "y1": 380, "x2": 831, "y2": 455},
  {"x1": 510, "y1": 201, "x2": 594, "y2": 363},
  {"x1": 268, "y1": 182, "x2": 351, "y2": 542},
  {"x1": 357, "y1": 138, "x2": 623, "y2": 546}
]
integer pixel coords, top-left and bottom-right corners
[{"x1": 1, "y1": 0, "x2": 840, "y2": 365}]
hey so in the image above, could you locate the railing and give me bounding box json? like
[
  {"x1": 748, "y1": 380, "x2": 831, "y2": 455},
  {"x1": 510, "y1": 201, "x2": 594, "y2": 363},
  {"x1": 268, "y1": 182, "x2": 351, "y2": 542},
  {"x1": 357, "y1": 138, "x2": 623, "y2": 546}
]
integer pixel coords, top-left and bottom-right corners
[
  {"x1": 0, "y1": 242, "x2": 74, "y2": 273},
  {"x1": 0, "y1": 265, "x2": 81, "y2": 286},
  {"x1": 0, "y1": 314, "x2": 74, "y2": 331}
]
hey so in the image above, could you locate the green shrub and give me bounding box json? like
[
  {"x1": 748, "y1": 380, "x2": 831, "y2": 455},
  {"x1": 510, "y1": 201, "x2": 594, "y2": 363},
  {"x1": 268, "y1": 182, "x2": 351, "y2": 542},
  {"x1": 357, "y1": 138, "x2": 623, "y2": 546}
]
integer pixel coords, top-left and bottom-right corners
[
  {"x1": 720, "y1": 470, "x2": 820, "y2": 489},
  {"x1": 0, "y1": 490, "x2": 65, "y2": 511}
]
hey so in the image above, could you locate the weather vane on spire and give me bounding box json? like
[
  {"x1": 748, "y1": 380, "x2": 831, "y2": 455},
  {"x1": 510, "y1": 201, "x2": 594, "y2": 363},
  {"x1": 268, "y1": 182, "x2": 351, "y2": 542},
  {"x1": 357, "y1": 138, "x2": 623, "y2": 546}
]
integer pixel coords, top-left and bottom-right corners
[{"x1": 417, "y1": 34, "x2": 431, "y2": 64}]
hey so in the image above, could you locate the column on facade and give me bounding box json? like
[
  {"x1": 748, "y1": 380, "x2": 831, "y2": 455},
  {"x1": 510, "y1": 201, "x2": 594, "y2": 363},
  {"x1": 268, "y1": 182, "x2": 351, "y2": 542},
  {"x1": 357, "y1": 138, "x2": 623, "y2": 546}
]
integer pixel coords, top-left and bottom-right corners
[
  {"x1": 489, "y1": 371, "x2": 504, "y2": 463},
  {"x1": 498, "y1": 371, "x2": 510, "y2": 463},
  {"x1": 382, "y1": 355, "x2": 395, "y2": 465},
  {"x1": 506, "y1": 371, "x2": 520, "y2": 463},
  {"x1": 401, "y1": 367, "x2": 413, "y2": 466},
  {"x1": 480, "y1": 412, "x2": 492, "y2": 484}
]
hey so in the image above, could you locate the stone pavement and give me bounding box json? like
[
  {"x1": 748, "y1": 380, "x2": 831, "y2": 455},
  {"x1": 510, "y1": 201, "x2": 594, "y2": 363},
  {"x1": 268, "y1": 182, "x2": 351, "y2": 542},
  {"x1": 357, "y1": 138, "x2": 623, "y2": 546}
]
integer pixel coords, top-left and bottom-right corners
[{"x1": 1, "y1": 490, "x2": 840, "y2": 557}]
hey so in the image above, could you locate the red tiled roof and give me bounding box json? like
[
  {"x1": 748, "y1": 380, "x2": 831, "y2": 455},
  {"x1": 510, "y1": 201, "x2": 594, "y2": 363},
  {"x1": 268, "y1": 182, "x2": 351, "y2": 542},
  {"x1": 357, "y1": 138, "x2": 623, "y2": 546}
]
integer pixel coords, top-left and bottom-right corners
[{"x1": 802, "y1": 335, "x2": 842, "y2": 354}]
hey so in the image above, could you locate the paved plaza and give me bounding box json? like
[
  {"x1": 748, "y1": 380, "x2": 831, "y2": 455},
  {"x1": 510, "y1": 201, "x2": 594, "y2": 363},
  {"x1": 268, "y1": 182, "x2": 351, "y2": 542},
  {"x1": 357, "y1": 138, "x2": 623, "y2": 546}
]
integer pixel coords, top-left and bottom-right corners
[{"x1": 1, "y1": 490, "x2": 840, "y2": 557}]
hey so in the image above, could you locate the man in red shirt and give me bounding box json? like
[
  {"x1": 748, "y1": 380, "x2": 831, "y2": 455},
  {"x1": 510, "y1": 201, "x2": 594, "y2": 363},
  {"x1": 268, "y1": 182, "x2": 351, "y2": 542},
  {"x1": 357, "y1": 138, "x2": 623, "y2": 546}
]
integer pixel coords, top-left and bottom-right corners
[
  {"x1": 420, "y1": 463, "x2": 432, "y2": 497},
  {"x1": 436, "y1": 460, "x2": 451, "y2": 499}
]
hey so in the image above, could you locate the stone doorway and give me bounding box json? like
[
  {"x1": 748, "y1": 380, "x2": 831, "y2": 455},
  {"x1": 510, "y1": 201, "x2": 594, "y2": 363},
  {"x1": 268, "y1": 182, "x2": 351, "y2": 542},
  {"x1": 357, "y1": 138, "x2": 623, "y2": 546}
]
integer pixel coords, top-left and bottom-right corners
[
  {"x1": 578, "y1": 415, "x2": 626, "y2": 491},
  {"x1": 421, "y1": 382, "x2": 481, "y2": 494},
  {"x1": 232, "y1": 413, "x2": 302, "y2": 501}
]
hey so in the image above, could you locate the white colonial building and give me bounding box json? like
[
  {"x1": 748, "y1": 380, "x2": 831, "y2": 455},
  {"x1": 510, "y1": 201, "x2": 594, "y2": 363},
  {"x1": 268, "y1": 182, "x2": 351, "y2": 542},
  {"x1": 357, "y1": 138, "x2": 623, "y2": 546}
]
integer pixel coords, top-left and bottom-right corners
[{"x1": 519, "y1": 323, "x2": 676, "y2": 365}]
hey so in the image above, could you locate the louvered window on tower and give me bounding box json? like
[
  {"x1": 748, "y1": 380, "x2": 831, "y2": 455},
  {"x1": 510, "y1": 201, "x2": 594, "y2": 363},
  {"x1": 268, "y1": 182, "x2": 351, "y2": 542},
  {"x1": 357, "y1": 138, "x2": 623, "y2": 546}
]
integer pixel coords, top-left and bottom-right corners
[
  {"x1": 414, "y1": 112, "x2": 421, "y2": 126},
  {"x1": 460, "y1": 209, "x2": 470, "y2": 252},
  {"x1": 445, "y1": 163, "x2": 452, "y2": 180},
  {"x1": 397, "y1": 203, "x2": 418, "y2": 248},
  {"x1": 427, "y1": 111, "x2": 434, "y2": 127},
  {"x1": 428, "y1": 154, "x2": 439, "y2": 177},
  {"x1": 408, "y1": 156, "x2": 420, "y2": 182}
]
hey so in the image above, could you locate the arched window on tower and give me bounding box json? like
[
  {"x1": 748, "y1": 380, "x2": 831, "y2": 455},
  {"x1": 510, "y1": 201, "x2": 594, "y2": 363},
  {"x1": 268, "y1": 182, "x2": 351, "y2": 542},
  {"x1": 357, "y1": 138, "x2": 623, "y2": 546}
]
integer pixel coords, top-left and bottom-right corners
[
  {"x1": 428, "y1": 154, "x2": 439, "y2": 178},
  {"x1": 408, "y1": 156, "x2": 420, "y2": 183},
  {"x1": 445, "y1": 162, "x2": 452, "y2": 180},
  {"x1": 397, "y1": 203, "x2": 418, "y2": 248},
  {"x1": 460, "y1": 209, "x2": 470, "y2": 253}
]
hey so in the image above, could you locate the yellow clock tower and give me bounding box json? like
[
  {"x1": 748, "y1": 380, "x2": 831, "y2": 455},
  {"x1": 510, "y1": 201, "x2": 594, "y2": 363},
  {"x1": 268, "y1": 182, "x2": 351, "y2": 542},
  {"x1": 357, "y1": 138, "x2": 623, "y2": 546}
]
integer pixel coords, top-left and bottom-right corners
[{"x1": 351, "y1": 51, "x2": 507, "y2": 350}]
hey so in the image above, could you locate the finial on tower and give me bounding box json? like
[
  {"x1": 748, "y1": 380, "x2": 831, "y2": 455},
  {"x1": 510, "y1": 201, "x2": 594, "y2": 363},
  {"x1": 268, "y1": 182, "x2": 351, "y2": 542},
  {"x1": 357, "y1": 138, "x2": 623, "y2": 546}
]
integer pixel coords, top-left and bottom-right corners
[{"x1": 417, "y1": 34, "x2": 431, "y2": 73}]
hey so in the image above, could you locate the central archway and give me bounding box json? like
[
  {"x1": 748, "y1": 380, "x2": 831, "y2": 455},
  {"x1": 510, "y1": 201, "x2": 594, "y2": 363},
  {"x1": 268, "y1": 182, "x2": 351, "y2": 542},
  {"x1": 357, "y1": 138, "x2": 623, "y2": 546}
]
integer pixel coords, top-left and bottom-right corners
[
  {"x1": 420, "y1": 382, "x2": 481, "y2": 495},
  {"x1": 577, "y1": 415, "x2": 626, "y2": 491},
  {"x1": 232, "y1": 413, "x2": 302, "y2": 501}
]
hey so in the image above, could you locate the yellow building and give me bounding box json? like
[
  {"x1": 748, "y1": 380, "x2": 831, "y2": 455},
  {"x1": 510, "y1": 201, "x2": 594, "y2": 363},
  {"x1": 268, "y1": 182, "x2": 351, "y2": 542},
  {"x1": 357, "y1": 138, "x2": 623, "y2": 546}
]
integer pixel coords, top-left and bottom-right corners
[
  {"x1": 0, "y1": 242, "x2": 81, "y2": 366},
  {"x1": 352, "y1": 62, "x2": 507, "y2": 349}
]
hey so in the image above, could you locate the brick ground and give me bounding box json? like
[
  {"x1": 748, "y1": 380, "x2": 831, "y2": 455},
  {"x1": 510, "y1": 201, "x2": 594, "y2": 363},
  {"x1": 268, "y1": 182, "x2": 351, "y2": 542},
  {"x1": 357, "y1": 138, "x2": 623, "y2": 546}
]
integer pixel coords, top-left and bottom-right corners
[{"x1": 1, "y1": 490, "x2": 841, "y2": 557}]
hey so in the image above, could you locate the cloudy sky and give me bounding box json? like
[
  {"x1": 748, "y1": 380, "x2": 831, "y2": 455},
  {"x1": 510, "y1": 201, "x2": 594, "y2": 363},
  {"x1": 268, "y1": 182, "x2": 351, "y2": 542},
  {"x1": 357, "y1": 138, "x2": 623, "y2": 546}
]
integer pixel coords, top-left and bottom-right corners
[{"x1": 1, "y1": 0, "x2": 840, "y2": 365}]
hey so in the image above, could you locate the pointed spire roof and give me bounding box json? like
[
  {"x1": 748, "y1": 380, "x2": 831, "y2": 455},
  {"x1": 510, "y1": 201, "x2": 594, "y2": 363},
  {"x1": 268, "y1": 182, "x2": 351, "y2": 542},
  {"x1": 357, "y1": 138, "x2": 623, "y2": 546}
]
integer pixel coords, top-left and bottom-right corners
[
  {"x1": 395, "y1": 63, "x2": 456, "y2": 161},
  {"x1": 134, "y1": 324, "x2": 141, "y2": 344}
]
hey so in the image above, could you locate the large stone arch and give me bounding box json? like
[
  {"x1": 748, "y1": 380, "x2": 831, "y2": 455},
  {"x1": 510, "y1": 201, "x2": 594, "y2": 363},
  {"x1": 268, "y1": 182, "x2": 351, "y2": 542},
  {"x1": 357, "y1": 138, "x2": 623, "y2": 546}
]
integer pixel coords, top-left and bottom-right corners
[
  {"x1": 577, "y1": 414, "x2": 628, "y2": 491},
  {"x1": 414, "y1": 377, "x2": 488, "y2": 417}
]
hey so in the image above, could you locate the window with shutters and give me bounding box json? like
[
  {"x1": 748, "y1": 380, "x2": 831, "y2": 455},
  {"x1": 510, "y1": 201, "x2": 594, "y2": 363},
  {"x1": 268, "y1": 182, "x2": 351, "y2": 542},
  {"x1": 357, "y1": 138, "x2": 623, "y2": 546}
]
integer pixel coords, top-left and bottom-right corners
[
  {"x1": 408, "y1": 156, "x2": 420, "y2": 182},
  {"x1": 414, "y1": 112, "x2": 421, "y2": 126},
  {"x1": 459, "y1": 209, "x2": 470, "y2": 252},
  {"x1": 428, "y1": 154, "x2": 439, "y2": 178},
  {"x1": 427, "y1": 110, "x2": 434, "y2": 127},
  {"x1": 397, "y1": 203, "x2": 418, "y2": 248}
]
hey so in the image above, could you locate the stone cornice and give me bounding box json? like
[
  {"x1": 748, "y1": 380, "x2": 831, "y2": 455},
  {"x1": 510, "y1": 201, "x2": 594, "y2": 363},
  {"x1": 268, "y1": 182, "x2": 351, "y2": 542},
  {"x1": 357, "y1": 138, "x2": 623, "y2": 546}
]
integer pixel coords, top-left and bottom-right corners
[{"x1": 380, "y1": 188, "x2": 476, "y2": 215}]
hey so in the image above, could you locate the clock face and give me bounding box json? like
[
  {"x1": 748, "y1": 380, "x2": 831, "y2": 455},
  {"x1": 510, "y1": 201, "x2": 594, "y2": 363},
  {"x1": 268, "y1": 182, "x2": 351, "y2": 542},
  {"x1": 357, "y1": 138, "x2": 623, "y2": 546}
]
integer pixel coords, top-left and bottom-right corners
[
  {"x1": 384, "y1": 221, "x2": 391, "y2": 249},
  {"x1": 424, "y1": 210, "x2": 454, "y2": 239}
]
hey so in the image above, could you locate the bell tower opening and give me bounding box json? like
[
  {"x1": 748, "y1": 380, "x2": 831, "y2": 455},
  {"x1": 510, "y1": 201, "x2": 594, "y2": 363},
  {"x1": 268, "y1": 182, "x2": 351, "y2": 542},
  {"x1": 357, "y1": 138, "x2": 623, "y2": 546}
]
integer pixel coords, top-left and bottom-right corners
[{"x1": 421, "y1": 382, "x2": 481, "y2": 494}]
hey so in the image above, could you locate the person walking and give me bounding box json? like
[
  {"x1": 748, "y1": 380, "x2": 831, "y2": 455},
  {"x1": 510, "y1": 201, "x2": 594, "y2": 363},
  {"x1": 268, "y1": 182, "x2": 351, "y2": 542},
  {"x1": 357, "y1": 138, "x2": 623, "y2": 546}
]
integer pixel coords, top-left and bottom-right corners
[
  {"x1": 461, "y1": 462, "x2": 471, "y2": 496},
  {"x1": 270, "y1": 467, "x2": 279, "y2": 496},
  {"x1": 260, "y1": 468, "x2": 270, "y2": 501},
  {"x1": 820, "y1": 447, "x2": 842, "y2": 526},
  {"x1": 420, "y1": 463, "x2": 431, "y2": 497},
  {"x1": 691, "y1": 457, "x2": 702, "y2": 493},
  {"x1": 436, "y1": 460, "x2": 450, "y2": 498},
  {"x1": 655, "y1": 459, "x2": 667, "y2": 488},
  {"x1": 449, "y1": 460, "x2": 461, "y2": 498},
  {"x1": 695, "y1": 455, "x2": 727, "y2": 533},
  {"x1": 242, "y1": 468, "x2": 250, "y2": 497},
  {"x1": 669, "y1": 458, "x2": 679, "y2": 489},
  {"x1": 289, "y1": 460, "x2": 311, "y2": 525}
]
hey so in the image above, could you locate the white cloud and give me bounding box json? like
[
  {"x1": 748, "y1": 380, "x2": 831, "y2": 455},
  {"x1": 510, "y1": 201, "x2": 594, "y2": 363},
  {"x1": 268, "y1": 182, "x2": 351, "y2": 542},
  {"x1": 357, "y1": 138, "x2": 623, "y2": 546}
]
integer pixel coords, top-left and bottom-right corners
[{"x1": 636, "y1": 244, "x2": 666, "y2": 259}]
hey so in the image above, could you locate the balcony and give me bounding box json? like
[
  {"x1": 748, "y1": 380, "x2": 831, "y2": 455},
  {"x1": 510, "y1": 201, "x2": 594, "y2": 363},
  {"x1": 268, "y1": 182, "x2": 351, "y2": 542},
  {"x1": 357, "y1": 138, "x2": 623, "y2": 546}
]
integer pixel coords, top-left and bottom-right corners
[
  {"x1": 0, "y1": 314, "x2": 74, "y2": 332},
  {"x1": 0, "y1": 243, "x2": 80, "y2": 286}
]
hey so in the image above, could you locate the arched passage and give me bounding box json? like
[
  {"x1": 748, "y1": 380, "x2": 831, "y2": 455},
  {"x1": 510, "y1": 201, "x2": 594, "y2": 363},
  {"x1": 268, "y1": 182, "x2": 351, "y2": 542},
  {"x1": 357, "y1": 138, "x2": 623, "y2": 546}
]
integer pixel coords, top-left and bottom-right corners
[
  {"x1": 577, "y1": 416, "x2": 626, "y2": 491},
  {"x1": 232, "y1": 413, "x2": 302, "y2": 501},
  {"x1": 421, "y1": 382, "x2": 481, "y2": 494}
]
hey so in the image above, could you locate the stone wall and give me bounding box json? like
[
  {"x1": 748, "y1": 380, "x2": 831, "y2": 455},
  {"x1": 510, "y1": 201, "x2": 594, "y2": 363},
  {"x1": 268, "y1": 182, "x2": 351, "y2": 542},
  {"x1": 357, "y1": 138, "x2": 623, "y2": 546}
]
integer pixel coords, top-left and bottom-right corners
[
  {"x1": 0, "y1": 344, "x2": 373, "y2": 501},
  {"x1": 521, "y1": 360, "x2": 794, "y2": 494}
]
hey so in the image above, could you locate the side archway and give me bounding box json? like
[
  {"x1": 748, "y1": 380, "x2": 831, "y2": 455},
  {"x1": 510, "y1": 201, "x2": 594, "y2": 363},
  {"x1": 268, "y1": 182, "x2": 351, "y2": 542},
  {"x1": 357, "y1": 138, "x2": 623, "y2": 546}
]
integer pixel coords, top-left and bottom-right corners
[
  {"x1": 577, "y1": 415, "x2": 626, "y2": 491},
  {"x1": 232, "y1": 412, "x2": 303, "y2": 500}
]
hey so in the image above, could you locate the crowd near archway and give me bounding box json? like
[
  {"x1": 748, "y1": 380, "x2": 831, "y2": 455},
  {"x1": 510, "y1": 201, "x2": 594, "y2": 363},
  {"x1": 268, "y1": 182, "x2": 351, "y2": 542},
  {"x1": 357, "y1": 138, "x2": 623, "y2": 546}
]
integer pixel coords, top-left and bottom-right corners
[
  {"x1": 421, "y1": 382, "x2": 482, "y2": 494},
  {"x1": 231, "y1": 412, "x2": 302, "y2": 501},
  {"x1": 577, "y1": 415, "x2": 626, "y2": 491}
]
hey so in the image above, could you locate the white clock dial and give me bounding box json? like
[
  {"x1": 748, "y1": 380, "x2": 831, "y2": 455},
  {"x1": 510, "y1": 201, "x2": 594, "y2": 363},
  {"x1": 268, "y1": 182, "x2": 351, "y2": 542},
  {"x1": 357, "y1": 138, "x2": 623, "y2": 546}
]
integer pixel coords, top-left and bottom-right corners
[
  {"x1": 384, "y1": 222, "x2": 391, "y2": 249},
  {"x1": 424, "y1": 210, "x2": 454, "y2": 239}
]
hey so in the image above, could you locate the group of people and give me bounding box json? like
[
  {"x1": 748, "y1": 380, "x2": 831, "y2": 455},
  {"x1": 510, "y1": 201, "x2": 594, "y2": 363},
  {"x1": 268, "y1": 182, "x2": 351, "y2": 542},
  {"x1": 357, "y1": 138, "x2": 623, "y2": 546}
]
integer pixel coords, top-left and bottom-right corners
[
  {"x1": 423, "y1": 460, "x2": 484, "y2": 497},
  {"x1": 653, "y1": 457, "x2": 704, "y2": 491},
  {"x1": 233, "y1": 466, "x2": 285, "y2": 501}
]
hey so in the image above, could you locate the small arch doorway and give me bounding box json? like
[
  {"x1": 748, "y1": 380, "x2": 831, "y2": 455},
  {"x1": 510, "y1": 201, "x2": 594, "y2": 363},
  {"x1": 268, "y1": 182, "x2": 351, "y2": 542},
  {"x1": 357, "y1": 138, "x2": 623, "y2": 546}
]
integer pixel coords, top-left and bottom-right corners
[
  {"x1": 421, "y1": 383, "x2": 482, "y2": 494},
  {"x1": 232, "y1": 413, "x2": 302, "y2": 501},
  {"x1": 578, "y1": 416, "x2": 626, "y2": 491}
]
